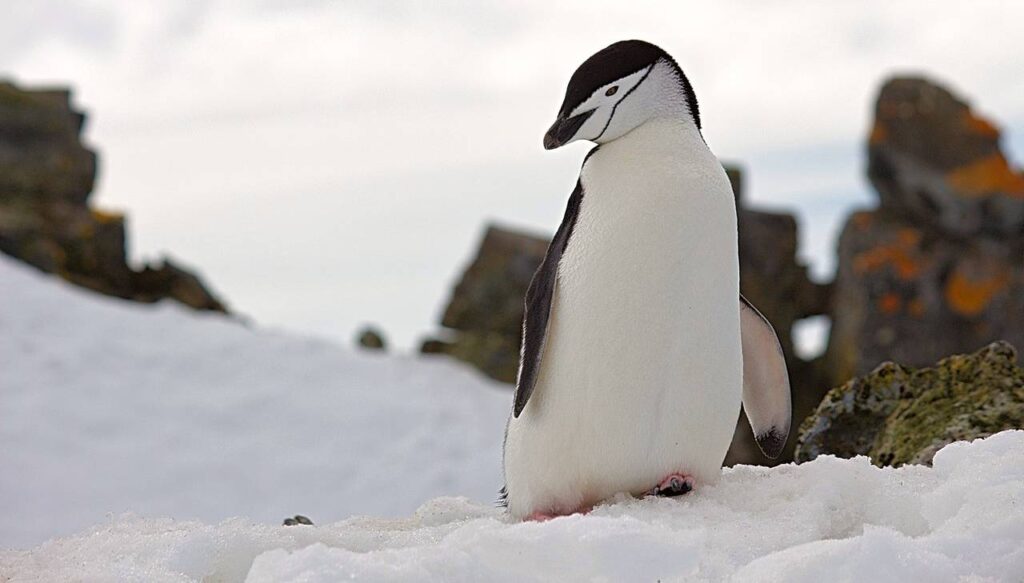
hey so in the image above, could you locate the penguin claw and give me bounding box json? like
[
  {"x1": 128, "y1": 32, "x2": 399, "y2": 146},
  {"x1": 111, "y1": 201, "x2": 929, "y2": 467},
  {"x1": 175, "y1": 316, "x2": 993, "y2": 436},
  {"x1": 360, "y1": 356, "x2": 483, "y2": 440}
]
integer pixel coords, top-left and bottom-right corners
[{"x1": 648, "y1": 473, "x2": 694, "y2": 497}]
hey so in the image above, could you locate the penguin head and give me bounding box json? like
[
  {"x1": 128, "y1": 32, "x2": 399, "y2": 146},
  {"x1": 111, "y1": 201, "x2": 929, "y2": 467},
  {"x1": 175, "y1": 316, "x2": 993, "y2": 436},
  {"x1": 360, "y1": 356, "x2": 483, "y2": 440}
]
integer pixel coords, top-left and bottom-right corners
[{"x1": 543, "y1": 40, "x2": 700, "y2": 150}]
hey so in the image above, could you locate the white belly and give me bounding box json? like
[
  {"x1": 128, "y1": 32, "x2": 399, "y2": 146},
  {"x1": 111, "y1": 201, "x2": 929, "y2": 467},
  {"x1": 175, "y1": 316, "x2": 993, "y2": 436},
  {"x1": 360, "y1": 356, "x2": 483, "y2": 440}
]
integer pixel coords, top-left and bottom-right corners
[{"x1": 503, "y1": 118, "x2": 742, "y2": 518}]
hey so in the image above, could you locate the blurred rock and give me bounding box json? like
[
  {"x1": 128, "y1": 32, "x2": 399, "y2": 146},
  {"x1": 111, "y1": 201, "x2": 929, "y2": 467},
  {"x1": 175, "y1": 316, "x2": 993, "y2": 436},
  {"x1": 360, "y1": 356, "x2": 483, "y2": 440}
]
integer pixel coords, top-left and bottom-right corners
[
  {"x1": 868, "y1": 77, "x2": 1024, "y2": 239},
  {"x1": 428, "y1": 225, "x2": 548, "y2": 383},
  {"x1": 441, "y1": 225, "x2": 549, "y2": 337},
  {"x1": 729, "y1": 165, "x2": 831, "y2": 467},
  {"x1": 825, "y1": 211, "x2": 1024, "y2": 383},
  {"x1": 0, "y1": 83, "x2": 96, "y2": 204},
  {"x1": 0, "y1": 81, "x2": 226, "y2": 312},
  {"x1": 419, "y1": 337, "x2": 450, "y2": 355},
  {"x1": 357, "y1": 327, "x2": 387, "y2": 351},
  {"x1": 795, "y1": 341, "x2": 1024, "y2": 466},
  {"x1": 130, "y1": 259, "x2": 227, "y2": 312},
  {"x1": 825, "y1": 76, "x2": 1024, "y2": 384}
]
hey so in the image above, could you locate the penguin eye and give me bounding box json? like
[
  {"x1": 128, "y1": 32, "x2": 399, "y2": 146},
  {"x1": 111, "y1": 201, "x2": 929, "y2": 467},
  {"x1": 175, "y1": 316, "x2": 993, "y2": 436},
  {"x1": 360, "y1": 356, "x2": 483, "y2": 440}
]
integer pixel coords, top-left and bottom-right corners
[{"x1": 605, "y1": 86, "x2": 619, "y2": 97}]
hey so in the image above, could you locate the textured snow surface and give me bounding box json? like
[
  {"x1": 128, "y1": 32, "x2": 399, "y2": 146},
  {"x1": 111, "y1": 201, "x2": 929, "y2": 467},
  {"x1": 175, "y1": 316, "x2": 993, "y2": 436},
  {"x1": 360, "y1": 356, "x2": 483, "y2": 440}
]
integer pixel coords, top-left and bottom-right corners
[
  {"x1": 0, "y1": 256, "x2": 510, "y2": 548},
  {"x1": 3, "y1": 257, "x2": 1024, "y2": 582},
  {"x1": 3, "y1": 431, "x2": 1023, "y2": 582}
]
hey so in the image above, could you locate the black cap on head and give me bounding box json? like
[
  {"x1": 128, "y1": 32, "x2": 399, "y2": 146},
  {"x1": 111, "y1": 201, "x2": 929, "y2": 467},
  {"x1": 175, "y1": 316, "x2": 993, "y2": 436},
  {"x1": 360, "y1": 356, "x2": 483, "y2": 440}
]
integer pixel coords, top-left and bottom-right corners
[{"x1": 555, "y1": 40, "x2": 700, "y2": 130}]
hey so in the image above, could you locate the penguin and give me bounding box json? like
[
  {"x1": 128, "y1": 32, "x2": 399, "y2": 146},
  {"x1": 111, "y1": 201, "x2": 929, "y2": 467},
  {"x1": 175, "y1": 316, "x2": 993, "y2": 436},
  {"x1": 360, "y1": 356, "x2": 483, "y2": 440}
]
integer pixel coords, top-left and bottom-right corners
[{"x1": 502, "y1": 40, "x2": 791, "y2": 521}]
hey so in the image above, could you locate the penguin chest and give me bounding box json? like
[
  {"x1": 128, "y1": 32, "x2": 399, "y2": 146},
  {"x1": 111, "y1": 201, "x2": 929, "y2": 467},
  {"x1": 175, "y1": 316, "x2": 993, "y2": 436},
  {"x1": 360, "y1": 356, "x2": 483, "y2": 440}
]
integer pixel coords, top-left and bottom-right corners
[
  {"x1": 509, "y1": 146, "x2": 742, "y2": 507},
  {"x1": 548, "y1": 157, "x2": 741, "y2": 439}
]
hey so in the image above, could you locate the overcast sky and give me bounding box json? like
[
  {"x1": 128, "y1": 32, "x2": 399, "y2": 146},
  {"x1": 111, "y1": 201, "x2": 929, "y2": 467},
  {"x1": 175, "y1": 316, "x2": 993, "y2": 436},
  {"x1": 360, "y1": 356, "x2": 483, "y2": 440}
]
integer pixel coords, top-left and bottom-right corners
[{"x1": 4, "y1": 1, "x2": 1023, "y2": 351}]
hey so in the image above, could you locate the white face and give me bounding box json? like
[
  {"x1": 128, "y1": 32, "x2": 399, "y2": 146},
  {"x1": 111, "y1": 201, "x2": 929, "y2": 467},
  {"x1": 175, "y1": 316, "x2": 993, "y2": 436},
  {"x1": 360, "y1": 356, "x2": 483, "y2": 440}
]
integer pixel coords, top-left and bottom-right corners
[
  {"x1": 544, "y1": 59, "x2": 693, "y2": 149},
  {"x1": 566, "y1": 66, "x2": 652, "y2": 142}
]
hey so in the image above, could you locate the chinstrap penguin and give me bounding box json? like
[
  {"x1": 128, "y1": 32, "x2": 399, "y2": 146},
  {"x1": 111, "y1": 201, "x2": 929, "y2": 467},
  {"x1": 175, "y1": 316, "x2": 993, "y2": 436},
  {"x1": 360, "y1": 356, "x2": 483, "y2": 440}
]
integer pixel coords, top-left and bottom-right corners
[{"x1": 502, "y1": 40, "x2": 791, "y2": 521}]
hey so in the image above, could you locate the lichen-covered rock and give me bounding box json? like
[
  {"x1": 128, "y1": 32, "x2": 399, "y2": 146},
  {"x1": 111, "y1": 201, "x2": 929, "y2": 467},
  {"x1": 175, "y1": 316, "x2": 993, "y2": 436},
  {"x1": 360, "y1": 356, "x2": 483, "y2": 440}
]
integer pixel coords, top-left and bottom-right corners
[
  {"x1": 868, "y1": 77, "x2": 1024, "y2": 238},
  {"x1": 795, "y1": 341, "x2": 1024, "y2": 466},
  {"x1": 826, "y1": 76, "x2": 1024, "y2": 385},
  {"x1": 0, "y1": 81, "x2": 226, "y2": 313},
  {"x1": 825, "y1": 211, "x2": 1024, "y2": 383}
]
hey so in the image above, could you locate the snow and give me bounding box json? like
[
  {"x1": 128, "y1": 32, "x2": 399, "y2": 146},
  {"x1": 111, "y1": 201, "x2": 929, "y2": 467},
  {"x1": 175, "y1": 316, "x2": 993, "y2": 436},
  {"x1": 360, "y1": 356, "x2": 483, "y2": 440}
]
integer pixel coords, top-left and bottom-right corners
[
  {"x1": 3, "y1": 255, "x2": 1024, "y2": 582},
  {"x1": 0, "y1": 255, "x2": 511, "y2": 549},
  {"x1": 3, "y1": 431, "x2": 1023, "y2": 582}
]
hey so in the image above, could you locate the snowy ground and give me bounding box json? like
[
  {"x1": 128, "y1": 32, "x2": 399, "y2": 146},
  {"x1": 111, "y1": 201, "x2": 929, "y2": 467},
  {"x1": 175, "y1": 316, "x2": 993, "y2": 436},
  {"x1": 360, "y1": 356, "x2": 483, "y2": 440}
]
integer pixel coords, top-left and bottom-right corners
[
  {"x1": 2, "y1": 431, "x2": 1023, "y2": 582},
  {"x1": 3, "y1": 256, "x2": 1024, "y2": 582},
  {"x1": 0, "y1": 255, "x2": 511, "y2": 549}
]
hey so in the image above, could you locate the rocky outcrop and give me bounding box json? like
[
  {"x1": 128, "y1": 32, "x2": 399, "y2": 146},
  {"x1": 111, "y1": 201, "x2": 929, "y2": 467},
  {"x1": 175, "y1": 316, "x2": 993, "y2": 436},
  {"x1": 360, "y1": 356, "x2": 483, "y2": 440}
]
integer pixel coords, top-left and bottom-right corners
[
  {"x1": 795, "y1": 341, "x2": 1024, "y2": 466},
  {"x1": 825, "y1": 76, "x2": 1024, "y2": 385},
  {"x1": 0, "y1": 81, "x2": 226, "y2": 312},
  {"x1": 868, "y1": 77, "x2": 1024, "y2": 239}
]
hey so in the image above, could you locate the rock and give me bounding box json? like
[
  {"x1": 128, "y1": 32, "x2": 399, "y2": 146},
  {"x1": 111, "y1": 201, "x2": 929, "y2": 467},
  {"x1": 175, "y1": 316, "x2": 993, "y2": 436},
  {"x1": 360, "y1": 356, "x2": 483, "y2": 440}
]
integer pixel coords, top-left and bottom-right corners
[
  {"x1": 441, "y1": 225, "x2": 549, "y2": 336},
  {"x1": 825, "y1": 211, "x2": 1024, "y2": 383},
  {"x1": 728, "y1": 165, "x2": 831, "y2": 466},
  {"x1": 825, "y1": 76, "x2": 1024, "y2": 385},
  {"x1": 419, "y1": 338, "x2": 450, "y2": 355},
  {"x1": 795, "y1": 341, "x2": 1024, "y2": 466},
  {"x1": 356, "y1": 327, "x2": 387, "y2": 351},
  {"x1": 0, "y1": 83, "x2": 96, "y2": 204},
  {"x1": 0, "y1": 81, "x2": 226, "y2": 313},
  {"x1": 868, "y1": 77, "x2": 1024, "y2": 239},
  {"x1": 428, "y1": 224, "x2": 548, "y2": 383},
  {"x1": 129, "y1": 258, "x2": 227, "y2": 312}
]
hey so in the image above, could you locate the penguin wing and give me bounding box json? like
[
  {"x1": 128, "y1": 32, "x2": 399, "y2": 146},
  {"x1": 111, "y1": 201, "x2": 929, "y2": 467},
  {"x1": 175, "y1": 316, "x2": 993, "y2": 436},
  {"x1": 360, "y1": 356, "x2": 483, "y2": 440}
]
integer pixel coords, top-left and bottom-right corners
[
  {"x1": 512, "y1": 180, "x2": 584, "y2": 418},
  {"x1": 740, "y1": 295, "x2": 792, "y2": 458}
]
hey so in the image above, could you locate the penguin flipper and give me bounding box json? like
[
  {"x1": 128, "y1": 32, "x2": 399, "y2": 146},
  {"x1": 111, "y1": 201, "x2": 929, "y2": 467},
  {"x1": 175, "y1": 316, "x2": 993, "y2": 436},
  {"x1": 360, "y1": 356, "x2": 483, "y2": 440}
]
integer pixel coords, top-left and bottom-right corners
[
  {"x1": 513, "y1": 181, "x2": 584, "y2": 418},
  {"x1": 739, "y1": 295, "x2": 792, "y2": 458}
]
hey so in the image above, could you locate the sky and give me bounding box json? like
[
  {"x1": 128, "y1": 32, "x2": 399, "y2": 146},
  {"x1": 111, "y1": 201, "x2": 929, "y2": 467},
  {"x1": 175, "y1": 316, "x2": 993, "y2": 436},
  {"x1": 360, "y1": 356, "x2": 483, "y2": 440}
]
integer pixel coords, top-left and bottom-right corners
[{"x1": 3, "y1": 1, "x2": 1023, "y2": 353}]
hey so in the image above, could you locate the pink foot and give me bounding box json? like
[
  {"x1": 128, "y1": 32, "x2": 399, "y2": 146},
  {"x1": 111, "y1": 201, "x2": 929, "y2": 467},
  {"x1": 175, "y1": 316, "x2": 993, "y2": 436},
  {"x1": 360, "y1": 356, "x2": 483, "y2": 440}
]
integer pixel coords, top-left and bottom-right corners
[{"x1": 648, "y1": 473, "x2": 694, "y2": 497}]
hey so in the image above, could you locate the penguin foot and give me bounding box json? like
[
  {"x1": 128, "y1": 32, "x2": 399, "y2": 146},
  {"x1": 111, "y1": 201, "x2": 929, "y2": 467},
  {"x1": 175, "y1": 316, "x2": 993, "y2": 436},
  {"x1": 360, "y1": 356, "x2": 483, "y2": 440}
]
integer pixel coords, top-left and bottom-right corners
[{"x1": 649, "y1": 473, "x2": 694, "y2": 497}]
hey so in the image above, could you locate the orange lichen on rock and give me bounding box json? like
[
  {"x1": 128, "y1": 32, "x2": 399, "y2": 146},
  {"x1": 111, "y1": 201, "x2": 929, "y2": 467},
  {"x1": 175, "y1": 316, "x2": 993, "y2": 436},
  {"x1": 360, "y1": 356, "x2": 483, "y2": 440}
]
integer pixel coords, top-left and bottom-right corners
[
  {"x1": 869, "y1": 122, "x2": 887, "y2": 145},
  {"x1": 961, "y1": 111, "x2": 1000, "y2": 139},
  {"x1": 879, "y1": 292, "x2": 902, "y2": 314},
  {"x1": 851, "y1": 211, "x2": 874, "y2": 231},
  {"x1": 90, "y1": 209, "x2": 124, "y2": 225},
  {"x1": 944, "y1": 267, "x2": 1011, "y2": 317},
  {"x1": 853, "y1": 228, "x2": 925, "y2": 280},
  {"x1": 946, "y1": 153, "x2": 1024, "y2": 199}
]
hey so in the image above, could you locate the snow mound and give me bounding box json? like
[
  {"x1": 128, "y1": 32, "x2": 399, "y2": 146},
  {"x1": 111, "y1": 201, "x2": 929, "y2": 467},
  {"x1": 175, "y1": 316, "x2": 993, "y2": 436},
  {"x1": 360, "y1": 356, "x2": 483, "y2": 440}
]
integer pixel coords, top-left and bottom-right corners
[
  {"x1": 3, "y1": 431, "x2": 1023, "y2": 582},
  {"x1": 0, "y1": 256, "x2": 511, "y2": 548}
]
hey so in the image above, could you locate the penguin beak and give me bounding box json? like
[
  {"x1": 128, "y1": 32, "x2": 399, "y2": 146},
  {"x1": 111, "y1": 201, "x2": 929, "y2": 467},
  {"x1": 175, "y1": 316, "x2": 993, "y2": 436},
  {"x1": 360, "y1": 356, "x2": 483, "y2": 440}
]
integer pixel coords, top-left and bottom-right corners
[{"x1": 543, "y1": 109, "x2": 595, "y2": 150}]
